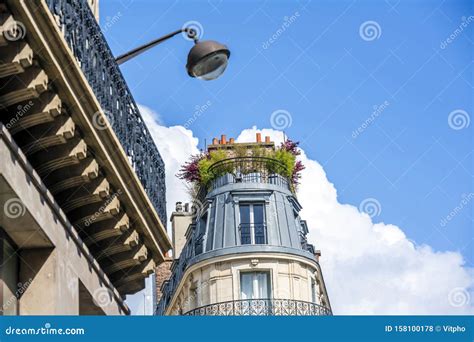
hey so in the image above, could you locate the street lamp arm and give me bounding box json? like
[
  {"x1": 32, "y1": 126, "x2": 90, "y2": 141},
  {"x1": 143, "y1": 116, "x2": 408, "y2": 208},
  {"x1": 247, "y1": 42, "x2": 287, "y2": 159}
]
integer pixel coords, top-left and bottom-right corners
[{"x1": 115, "y1": 28, "x2": 197, "y2": 65}]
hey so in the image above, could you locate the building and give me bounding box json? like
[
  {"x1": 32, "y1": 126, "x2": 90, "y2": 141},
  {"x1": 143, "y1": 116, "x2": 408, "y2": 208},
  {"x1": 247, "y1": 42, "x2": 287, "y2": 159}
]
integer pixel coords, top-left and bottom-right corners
[
  {"x1": 156, "y1": 134, "x2": 332, "y2": 315},
  {"x1": 0, "y1": 0, "x2": 171, "y2": 314}
]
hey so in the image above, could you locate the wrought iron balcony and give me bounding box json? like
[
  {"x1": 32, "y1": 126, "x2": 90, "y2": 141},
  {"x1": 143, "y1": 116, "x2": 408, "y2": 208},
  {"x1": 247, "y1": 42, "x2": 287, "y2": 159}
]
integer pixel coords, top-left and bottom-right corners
[
  {"x1": 207, "y1": 156, "x2": 291, "y2": 194},
  {"x1": 184, "y1": 298, "x2": 332, "y2": 316},
  {"x1": 239, "y1": 223, "x2": 267, "y2": 244},
  {"x1": 45, "y1": 0, "x2": 167, "y2": 223}
]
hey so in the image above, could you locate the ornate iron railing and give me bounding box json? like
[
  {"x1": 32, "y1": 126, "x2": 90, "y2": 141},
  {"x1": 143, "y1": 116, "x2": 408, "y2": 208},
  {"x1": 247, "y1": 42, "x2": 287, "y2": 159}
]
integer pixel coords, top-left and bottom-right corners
[
  {"x1": 207, "y1": 157, "x2": 291, "y2": 193},
  {"x1": 239, "y1": 223, "x2": 267, "y2": 244},
  {"x1": 184, "y1": 298, "x2": 332, "y2": 316},
  {"x1": 45, "y1": 0, "x2": 167, "y2": 223}
]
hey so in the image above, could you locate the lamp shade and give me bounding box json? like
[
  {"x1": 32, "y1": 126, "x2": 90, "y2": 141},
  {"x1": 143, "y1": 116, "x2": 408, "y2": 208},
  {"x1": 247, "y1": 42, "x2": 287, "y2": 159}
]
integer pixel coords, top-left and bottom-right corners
[{"x1": 186, "y1": 40, "x2": 230, "y2": 80}]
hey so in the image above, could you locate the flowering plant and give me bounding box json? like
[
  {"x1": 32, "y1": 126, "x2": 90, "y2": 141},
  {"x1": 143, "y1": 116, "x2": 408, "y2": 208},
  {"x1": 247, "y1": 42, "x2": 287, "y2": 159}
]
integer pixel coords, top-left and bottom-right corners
[{"x1": 178, "y1": 138, "x2": 305, "y2": 190}]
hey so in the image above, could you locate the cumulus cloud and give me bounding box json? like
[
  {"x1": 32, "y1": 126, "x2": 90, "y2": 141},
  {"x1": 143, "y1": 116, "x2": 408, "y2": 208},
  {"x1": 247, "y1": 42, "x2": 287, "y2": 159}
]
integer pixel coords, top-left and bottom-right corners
[
  {"x1": 141, "y1": 106, "x2": 473, "y2": 315},
  {"x1": 125, "y1": 105, "x2": 199, "y2": 314},
  {"x1": 139, "y1": 104, "x2": 200, "y2": 223}
]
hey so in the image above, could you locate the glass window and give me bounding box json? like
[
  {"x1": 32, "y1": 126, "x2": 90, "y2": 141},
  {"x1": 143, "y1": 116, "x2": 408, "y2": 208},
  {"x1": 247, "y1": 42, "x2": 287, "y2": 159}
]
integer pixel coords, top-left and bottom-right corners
[
  {"x1": 239, "y1": 205, "x2": 251, "y2": 224},
  {"x1": 240, "y1": 272, "x2": 271, "y2": 299},
  {"x1": 195, "y1": 212, "x2": 208, "y2": 255},
  {"x1": 311, "y1": 279, "x2": 316, "y2": 303},
  {"x1": 206, "y1": 204, "x2": 216, "y2": 251},
  {"x1": 239, "y1": 203, "x2": 267, "y2": 245},
  {"x1": 253, "y1": 204, "x2": 264, "y2": 224}
]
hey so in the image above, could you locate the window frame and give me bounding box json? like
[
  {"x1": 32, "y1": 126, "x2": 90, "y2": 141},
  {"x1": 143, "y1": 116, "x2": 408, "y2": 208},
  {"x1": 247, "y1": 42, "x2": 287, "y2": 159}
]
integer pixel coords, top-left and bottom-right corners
[
  {"x1": 239, "y1": 270, "x2": 272, "y2": 300},
  {"x1": 238, "y1": 203, "x2": 267, "y2": 245}
]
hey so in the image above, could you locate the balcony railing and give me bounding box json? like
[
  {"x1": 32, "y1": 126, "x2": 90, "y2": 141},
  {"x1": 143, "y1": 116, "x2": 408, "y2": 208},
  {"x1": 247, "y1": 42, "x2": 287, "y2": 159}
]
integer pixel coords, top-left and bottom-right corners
[
  {"x1": 207, "y1": 157, "x2": 291, "y2": 194},
  {"x1": 45, "y1": 0, "x2": 167, "y2": 223},
  {"x1": 239, "y1": 223, "x2": 267, "y2": 244},
  {"x1": 184, "y1": 298, "x2": 332, "y2": 316}
]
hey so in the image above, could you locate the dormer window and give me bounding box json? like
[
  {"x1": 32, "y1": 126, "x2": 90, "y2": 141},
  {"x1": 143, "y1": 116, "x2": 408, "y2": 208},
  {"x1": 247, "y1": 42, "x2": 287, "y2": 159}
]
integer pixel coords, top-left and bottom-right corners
[{"x1": 239, "y1": 203, "x2": 267, "y2": 244}]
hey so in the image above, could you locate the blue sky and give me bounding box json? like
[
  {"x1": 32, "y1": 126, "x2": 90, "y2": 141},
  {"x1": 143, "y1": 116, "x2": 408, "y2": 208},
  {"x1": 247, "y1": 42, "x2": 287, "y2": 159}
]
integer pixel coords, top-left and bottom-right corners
[{"x1": 100, "y1": 0, "x2": 473, "y2": 271}]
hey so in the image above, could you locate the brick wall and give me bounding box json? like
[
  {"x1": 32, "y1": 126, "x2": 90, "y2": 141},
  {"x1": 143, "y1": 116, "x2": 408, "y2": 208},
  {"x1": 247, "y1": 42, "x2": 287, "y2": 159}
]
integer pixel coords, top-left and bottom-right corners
[{"x1": 155, "y1": 258, "x2": 172, "y2": 304}]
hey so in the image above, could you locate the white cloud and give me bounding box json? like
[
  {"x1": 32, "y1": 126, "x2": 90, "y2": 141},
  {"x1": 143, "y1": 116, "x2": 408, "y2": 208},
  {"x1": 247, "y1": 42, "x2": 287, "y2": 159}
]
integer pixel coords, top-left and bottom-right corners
[
  {"x1": 140, "y1": 108, "x2": 474, "y2": 315},
  {"x1": 237, "y1": 127, "x2": 473, "y2": 315},
  {"x1": 125, "y1": 105, "x2": 199, "y2": 315},
  {"x1": 139, "y1": 104, "x2": 200, "y2": 226}
]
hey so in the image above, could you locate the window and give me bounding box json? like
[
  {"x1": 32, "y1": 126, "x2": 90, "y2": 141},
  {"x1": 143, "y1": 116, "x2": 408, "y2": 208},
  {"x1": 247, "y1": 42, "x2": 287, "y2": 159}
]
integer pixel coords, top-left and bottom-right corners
[
  {"x1": 240, "y1": 272, "x2": 271, "y2": 299},
  {"x1": 194, "y1": 212, "x2": 207, "y2": 255},
  {"x1": 239, "y1": 203, "x2": 266, "y2": 244},
  {"x1": 311, "y1": 279, "x2": 317, "y2": 303}
]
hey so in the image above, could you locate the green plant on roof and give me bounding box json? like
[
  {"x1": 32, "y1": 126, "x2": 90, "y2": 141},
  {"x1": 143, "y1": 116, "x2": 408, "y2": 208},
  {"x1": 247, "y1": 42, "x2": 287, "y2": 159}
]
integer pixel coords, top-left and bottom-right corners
[{"x1": 177, "y1": 138, "x2": 305, "y2": 190}]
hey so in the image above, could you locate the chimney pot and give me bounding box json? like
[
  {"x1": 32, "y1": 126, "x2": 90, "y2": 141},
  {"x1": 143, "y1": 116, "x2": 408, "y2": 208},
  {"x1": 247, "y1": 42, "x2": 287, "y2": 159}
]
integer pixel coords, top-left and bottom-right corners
[
  {"x1": 212, "y1": 138, "x2": 218, "y2": 145},
  {"x1": 184, "y1": 203, "x2": 190, "y2": 212},
  {"x1": 229, "y1": 138, "x2": 235, "y2": 144},
  {"x1": 175, "y1": 202, "x2": 183, "y2": 212},
  {"x1": 256, "y1": 133, "x2": 262, "y2": 143},
  {"x1": 265, "y1": 136, "x2": 271, "y2": 143},
  {"x1": 221, "y1": 134, "x2": 227, "y2": 144}
]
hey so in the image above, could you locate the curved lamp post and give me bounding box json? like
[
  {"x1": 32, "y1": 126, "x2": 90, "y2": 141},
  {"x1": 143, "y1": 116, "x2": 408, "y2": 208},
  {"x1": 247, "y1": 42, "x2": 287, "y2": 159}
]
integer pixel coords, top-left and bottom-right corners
[{"x1": 115, "y1": 28, "x2": 230, "y2": 80}]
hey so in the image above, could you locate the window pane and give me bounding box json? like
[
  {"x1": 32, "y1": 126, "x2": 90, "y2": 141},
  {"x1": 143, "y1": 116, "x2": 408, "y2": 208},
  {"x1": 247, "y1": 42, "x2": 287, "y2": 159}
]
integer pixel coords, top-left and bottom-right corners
[
  {"x1": 241, "y1": 272, "x2": 271, "y2": 300},
  {"x1": 206, "y1": 204, "x2": 216, "y2": 251},
  {"x1": 256, "y1": 272, "x2": 270, "y2": 299},
  {"x1": 239, "y1": 205, "x2": 250, "y2": 223},
  {"x1": 198, "y1": 213, "x2": 207, "y2": 235},
  {"x1": 240, "y1": 224, "x2": 251, "y2": 245},
  {"x1": 240, "y1": 273, "x2": 253, "y2": 299},
  {"x1": 239, "y1": 205, "x2": 251, "y2": 244},
  {"x1": 252, "y1": 204, "x2": 264, "y2": 223},
  {"x1": 254, "y1": 224, "x2": 266, "y2": 244}
]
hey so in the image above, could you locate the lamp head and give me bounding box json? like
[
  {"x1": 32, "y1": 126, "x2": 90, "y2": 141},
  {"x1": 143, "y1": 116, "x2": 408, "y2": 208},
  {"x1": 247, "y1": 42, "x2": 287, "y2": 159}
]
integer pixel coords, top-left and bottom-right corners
[{"x1": 186, "y1": 40, "x2": 230, "y2": 80}]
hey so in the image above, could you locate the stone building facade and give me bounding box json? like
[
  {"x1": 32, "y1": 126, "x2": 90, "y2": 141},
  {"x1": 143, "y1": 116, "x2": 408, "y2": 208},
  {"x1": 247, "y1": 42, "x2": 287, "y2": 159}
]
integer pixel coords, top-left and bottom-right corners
[
  {"x1": 156, "y1": 134, "x2": 331, "y2": 315},
  {"x1": 0, "y1": 0, "x2": 170, "y2": 314}
]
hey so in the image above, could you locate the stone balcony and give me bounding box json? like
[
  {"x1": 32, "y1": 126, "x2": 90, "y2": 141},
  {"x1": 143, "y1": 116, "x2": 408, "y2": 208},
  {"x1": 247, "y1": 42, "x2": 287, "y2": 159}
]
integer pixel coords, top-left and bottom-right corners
[{"x1": 0, "y1": 0, "x2": 171, "y2": 298}]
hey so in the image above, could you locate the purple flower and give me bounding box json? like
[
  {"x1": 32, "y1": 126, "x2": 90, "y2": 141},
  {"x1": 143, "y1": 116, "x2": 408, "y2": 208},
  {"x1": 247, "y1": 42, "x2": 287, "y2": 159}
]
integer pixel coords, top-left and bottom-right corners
[
  {"x1": 177, "y1": 153, "x2": 208, "y2": 182},
  {"x1": 280, "y1": 139, "x2": 301, "y2": 156}
]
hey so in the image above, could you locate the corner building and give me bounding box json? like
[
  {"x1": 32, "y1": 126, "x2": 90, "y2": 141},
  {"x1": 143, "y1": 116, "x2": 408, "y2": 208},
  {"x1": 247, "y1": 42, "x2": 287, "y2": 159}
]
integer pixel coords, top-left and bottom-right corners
[{"x1": 157, "y1": 134, "x2": 332, "y2": 316}]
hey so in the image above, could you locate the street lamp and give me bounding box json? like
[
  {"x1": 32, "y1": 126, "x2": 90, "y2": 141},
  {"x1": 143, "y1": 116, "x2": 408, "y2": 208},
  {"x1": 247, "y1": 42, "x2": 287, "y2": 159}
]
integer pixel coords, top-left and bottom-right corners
[{"x1": 115, "y1": 27, "x2": 230, "y2": 80}]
